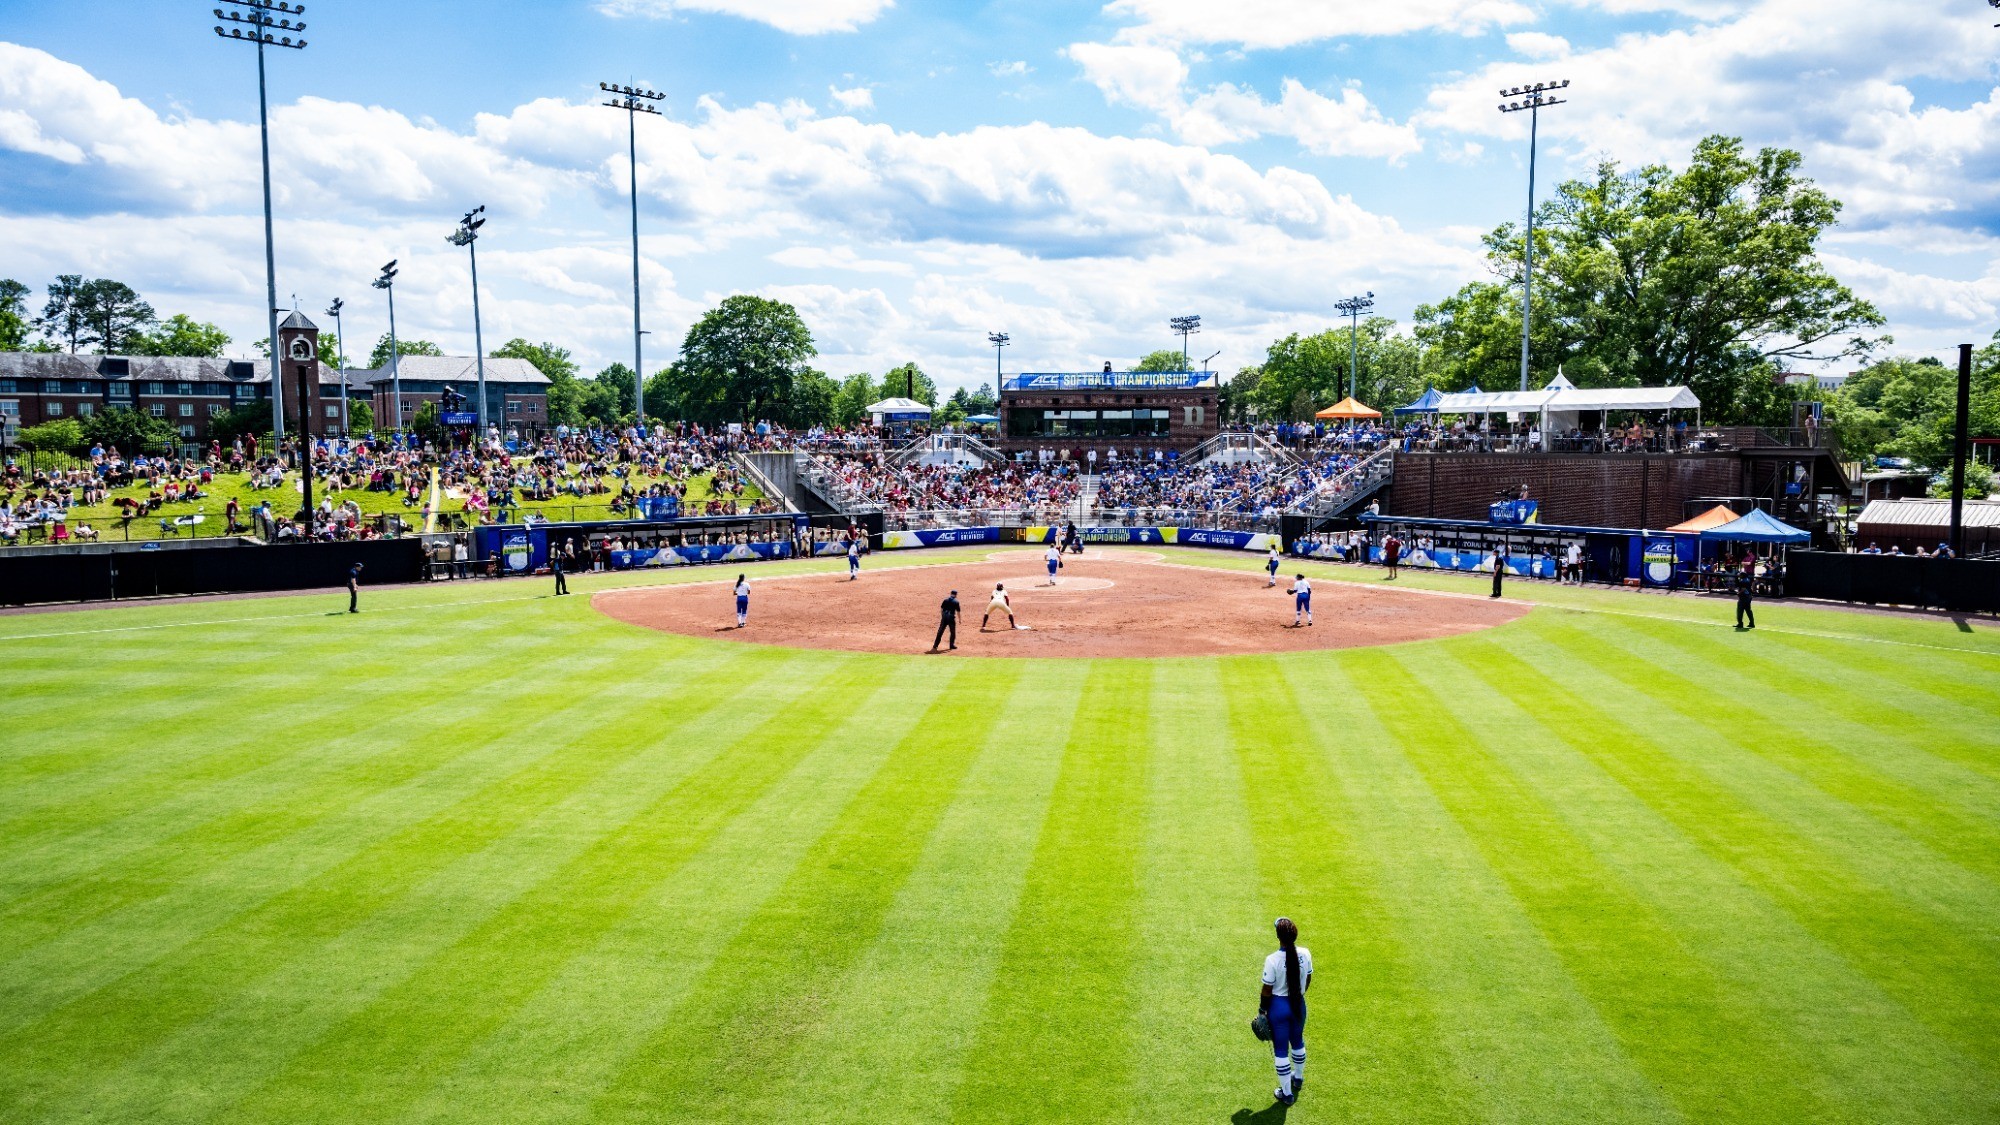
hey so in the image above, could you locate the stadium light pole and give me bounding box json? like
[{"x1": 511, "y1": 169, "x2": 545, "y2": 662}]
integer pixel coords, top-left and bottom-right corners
[
  {"x1": 1170, "y1": 314, "x2": 1201, "y2": 370},
  {"x1": 600, "y1": 82, "x2": 665, "y2": 428},
  {"x1": 1498, "y1": 79, "x2": 1569, "y2": 392},
  {"x1": 213, "y1": 0, "x2": 309, "y2": 443},
  {"x1": 988, "y1": 331, "x2": 1010, "y2": 384},
  {"x1": 324, "y1": 297, "x2": 349, "y2": 434},
  {"x1": 1202, "y1": 350, "x2": 1220, "y2": 375},
  {"x1": 1333, "y1": 292, "x2": 1375, "y2": 401},
  {"x1": 372, "y1": 260, "x2": 401, "y2": 437},
  {"x1": 446, "y1": 206, "x2": 489, "y2": 436}
]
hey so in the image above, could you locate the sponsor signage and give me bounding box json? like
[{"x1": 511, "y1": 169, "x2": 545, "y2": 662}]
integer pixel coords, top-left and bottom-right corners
[
  {"x1": 502, "y1": 532, "x2": 531, "y2": 573},
  {"x1": 1003, "y1": 371, "x2": 1219, "y2": 392},
  {"x1": 441, "y1": 411, "x2": 478, "y2": 426},
  {"x1": 1641, "y1": 537, "x2": 1678, "y2": 587}
]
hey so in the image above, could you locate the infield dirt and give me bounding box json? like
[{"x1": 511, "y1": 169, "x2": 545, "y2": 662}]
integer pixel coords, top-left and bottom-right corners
[{"x1": 593, "y1": 548, "x2": 1529, "y2": 658}]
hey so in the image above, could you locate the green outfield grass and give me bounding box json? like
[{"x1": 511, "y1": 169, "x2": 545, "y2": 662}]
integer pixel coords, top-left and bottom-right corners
[{"x1": 2, "y1": 548, "x2": 1996, "y2": 1124}]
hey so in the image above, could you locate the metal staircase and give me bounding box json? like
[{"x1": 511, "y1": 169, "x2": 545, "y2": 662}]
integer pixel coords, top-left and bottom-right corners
[{"x1": 1296, "y1": 447, "x2": 1396, "y2": 518}]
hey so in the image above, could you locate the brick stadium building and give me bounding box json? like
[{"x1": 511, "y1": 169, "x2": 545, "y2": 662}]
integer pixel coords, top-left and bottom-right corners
[
  {"x1": 0, "y1": 311, "x2": 548, "y2": 450},
  {"x1": 998, "y1": 369, "x2": 1221, "y2": 454}
]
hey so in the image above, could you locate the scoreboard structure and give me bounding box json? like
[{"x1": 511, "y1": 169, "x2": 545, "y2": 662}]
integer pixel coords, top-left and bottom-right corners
[{"x1": 997, "y1": 370, "x2": 1222, "y2": 454}]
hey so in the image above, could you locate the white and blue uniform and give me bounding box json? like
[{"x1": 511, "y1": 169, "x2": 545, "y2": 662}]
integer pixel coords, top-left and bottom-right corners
[
  {"x1": 1266, "y1": 548, "x2": 1281, "y2": 585},
  {"x1": 1045, "y1": 546, "x2": 1061, "y2": 582},
  {"x1": 734, "y1": 579, "x2": 750, "y2": 627},
  {"x1": 1292, "y1": 576, "x2": 1312, "y2": 624},
  {"x1": 847, "y1": 539, "x2": 861, "y2": 578},
  {"x1": 1263, "y1": 947, "x2": 1313, "y2": 1091}
]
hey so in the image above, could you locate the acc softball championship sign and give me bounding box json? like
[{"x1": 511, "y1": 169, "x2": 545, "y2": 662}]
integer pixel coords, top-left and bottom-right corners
[
  {"x1": 1002, "y1": 372, "x2": 1220, "y2": 391},
  {"x1": 881, "y1": 526, "x2": 1278, "y2": 551}
]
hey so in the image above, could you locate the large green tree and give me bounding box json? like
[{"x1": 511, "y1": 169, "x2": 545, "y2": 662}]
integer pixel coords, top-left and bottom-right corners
[
  {"x1": 367, "y1": 334, "x2": 443, "y2": 369},
  {"x1": 881, "y1": 362, "x2": 937, "y2": 408},
  {"x1": 832, "y1": 372, "x2": 878, "y2": 427},
  {"x1": 1825, "y1": 338, "x2": 2000, "y2": 469},
  {"x1": 82, "y1": 406, "x2": 178, "y2": 453},
  {"x1": 674, "y1": 295, "x2": 816, "y2": 424},
  {"x1": 1135, "y1": 349, "x2": 1187, "y2": 373},
  {"x1": 78, "y1": 279, "x2": 155, "y2": 353},
  {"x1": 1420, "y1": 135, "x2": 1885, "y2": 424},
  {"x1": 131, "y1": 314, "x2": 231, "y2": 358},
  {"x1": 0, "y1": 279, "x2": 30, "y2": 351},
  {"x1": 1250, "y1": 331, "x2": 1348, "y2": 420},
  {"x1": 790, "y1": 369, "x2": 839, "y2": 428},
  {"x1": 14, "y1": 418, "x2": 85, "y2": 456},
  {"x1": 36, "y1": 275, "x2": 89, "y2": 353},
  {"x1": 491, "y1": 338, "x2": 582, "y2": 426}
]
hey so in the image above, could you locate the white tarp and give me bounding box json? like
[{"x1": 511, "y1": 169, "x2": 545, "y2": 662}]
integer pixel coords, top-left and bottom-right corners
[
  {"x1": 1434, "y1": 383, "x2": 1699, "y2": 415},
  {"x1": 865, "y1": 397, "x2": 932, "y2": 415}
]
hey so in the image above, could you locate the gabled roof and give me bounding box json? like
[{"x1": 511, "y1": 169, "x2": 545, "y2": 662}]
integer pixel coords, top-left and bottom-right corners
[
  {"x1": 356, "y1": 355, "x2": 550, "y2": 387},
  {"x1": 278, "y1": 310, "x2": 318, "y2": 331}
]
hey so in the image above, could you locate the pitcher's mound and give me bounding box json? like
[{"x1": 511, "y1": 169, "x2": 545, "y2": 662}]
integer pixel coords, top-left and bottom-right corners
[{"x1": 595, "y1": 549, "x2": 1527, "y2": 658}]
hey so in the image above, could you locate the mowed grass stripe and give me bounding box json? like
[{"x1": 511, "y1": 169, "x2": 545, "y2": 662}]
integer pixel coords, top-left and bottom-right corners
[
  {"x1": 1131, "y1": 660, "x2": 1264, "y2": 1121},
  {"x1": 582, "y1": 663, "x2": 1023, "y2": 1124},
  {"x1": 715, "y1": 661, "x2": 1083, "y2": 1124},
  {"x1": 0, "y1": 608, "x2": 544, "y2": 861},
  {"x1": 1510, "y1": 625, "x2": 2000, "y2": 1069},
  {"x1": 1452, "y1": 633, "x2": 2000, "y2": 1118},
  {"x1": 198, "y1": 657, "x2": 909, "y2": 1125},
  {"x1": 1593, "y1": 616, "x2": 2000, "y2": 854},
  {"x1": 0, "y1": 647, "x2": 789, "y2": 1121},
  {"x1": 1542, "y1": 619, "x2": 2000, "y2": 904},
  {"x1": 0, "y1": 640, "x2": 669, "y2": 1034},
  {"x1": 1276, "y1": 656, "x2": 1677, "y2": 1124},
  {"x1": 948, "y1": 664, "x2": 1151, "y2": 1123},
  {"x1": 386, "y1": 658, "x2": 955, "y2": 1125},
  {"x1": 1353, "y1": 648, "x2": 1840, "y2": 1123}
]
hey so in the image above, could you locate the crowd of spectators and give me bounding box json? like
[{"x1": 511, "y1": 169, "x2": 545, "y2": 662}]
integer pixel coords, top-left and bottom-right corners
[{"x1": 813, "y1": 455, "x2": 1082, "y2": 521}]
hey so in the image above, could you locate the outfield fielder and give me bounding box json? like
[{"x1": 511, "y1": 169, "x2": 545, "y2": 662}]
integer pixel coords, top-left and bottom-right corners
[
  {"x1": 1291, "y1": 574, "x2": 1313, "y2": 627},
  {"x1": 981, "y1": 583, "x2": 1017, "y2": 631},
  {"x1": 1258, "y1": 917, "x2": 1313, "y2": 1107},
  {"x1": 733, "y1": 574, "x2": 750, "y2": 628}
]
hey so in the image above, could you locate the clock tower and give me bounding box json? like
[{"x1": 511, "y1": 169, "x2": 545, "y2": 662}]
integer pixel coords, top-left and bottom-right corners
[{"x1": 276, "y1": 309, "x2": 322, "y2": 437}]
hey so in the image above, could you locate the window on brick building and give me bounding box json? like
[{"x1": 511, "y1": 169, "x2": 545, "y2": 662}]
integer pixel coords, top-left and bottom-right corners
[
  {"x1": 179, "y1": 424, "x2": 195, "y2": 438},
  {"x1": 44, "y1": 379, "x2": 60, "y2": 393},
  {"x1": 179, "y1": 404, "x2": 194, "y2": 417},
  {"x1": 0, "y1": 400, "x2": 17, "y2": 417},
  {"x1": 47, "y1": 402, "x2": 62, "y2": 416},
  {"x1": 149, "y1": 403, "x2": 165, "y2": 417},
  {"x1": 78, "y1": 402, "x2": 93, "y2": 416},
  {"x1": 177, "y1": 382, "x2": 193, "y2": 395},
  {"x1": 208, "y1": 404, "x2": 223, "y2": 417},
  {"x1": 506, "y1": 401, "x2": 521, "y2": 414},
  {"x1": 144, "y1": 382, "x2": 163, "y2": 395}
]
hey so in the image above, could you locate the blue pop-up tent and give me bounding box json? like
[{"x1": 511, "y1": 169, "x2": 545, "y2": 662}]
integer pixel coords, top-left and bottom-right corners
[
  {"x1": 1700, "y1": 508, "x2": 1811, "y2": 544},
  {"x1": 1396, "y1": 386, "x2": 1444, "y2": 415}
]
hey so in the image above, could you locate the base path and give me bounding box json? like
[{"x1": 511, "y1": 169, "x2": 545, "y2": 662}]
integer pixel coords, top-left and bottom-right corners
[{"x1": 594, "y1": 548, "x2": 1529, "y2": 658}]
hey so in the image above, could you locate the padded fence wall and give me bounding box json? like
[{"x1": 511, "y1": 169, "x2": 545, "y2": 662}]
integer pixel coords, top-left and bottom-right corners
[
  {"x1": 0, "y1": 539, "x2": 426, "y2": 606},
  {"x1": 1786, "y1": 551, "x2": 2000, "y2": 613}
]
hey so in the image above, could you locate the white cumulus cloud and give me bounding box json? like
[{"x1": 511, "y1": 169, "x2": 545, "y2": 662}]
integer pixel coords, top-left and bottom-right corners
[{"x1": 594, "y1": 0, "x2": 893, "y2": 35}]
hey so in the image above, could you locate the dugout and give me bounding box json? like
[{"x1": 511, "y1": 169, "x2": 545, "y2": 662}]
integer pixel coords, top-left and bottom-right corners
[
  {"x1": 1348, "y1": 513, "x2": 1688, "y2": 587},
  {"x1": 472, "y1": 512, "x2": 814, "y2": 576}
]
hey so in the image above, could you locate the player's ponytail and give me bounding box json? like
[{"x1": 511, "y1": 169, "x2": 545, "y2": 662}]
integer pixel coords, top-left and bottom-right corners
[{"x1": 1275, "y1": 917, "x2": 1301, "y2": 1003}]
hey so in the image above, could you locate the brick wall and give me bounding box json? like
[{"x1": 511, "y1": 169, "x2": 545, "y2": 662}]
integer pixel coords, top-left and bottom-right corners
[{"x1": 1387, "y1": 452, "x2": 1744, "y2": 528}]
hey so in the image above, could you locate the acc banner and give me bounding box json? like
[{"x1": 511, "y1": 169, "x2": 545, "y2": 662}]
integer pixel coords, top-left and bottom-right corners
[
  {"x1": 1641, "y1": 537, "x2": 1678, "y2": 587},
  {"x1": 1291, "y1": 541, "x2": 1355, "y2": 561},
  {"x1": 501, "y1": 532, "x2": 532, "y2": 574},
  {"x1": 1176, "y1": 528, "x2": 1282, "y2": 552},
  {"x1": 1371, "y1": 546, "x2": 1556, "y2": 579},
  {"x1": 611, "y1": 541, "x2": 792, "y2": 568},
  {"x1": 881, "y1": 527, "x2": 1003, "y2": 550}
]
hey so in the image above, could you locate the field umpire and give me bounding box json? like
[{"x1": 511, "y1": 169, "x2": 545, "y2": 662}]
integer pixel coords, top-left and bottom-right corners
[{"x1": 931, "y1": 589, "x2": 962, "y2": 652}]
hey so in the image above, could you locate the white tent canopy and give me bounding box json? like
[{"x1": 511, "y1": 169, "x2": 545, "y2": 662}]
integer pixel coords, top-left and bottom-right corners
[
  {"x1": 865, "y1": 397, "x2": 932, "y2": 416},
  {"x1": 1434, "y1": 381, "x2": 1700, "y2": 416}
]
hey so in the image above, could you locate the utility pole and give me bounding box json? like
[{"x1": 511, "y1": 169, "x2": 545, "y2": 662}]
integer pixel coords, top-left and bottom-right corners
[
  {"x1": 446, "y1": 207, "x2": 489, "y2": 436},
  {"x1": 600, "y1": 82, "x2": 666, "y2": 427},
  {"x1": 1498, "y1": 79, "x2": 1570, "y2": 392},
  {"x1": 325, "y1": 297, "x2": 348, "y2": 434},
  {"x1": 295, "y1": 355, "x2": 315, "y2": 538},
  {"x1": 988, "y1": 332, "x2": 1010, "y2": 384},
  {"x1": 373, "y1": 260, "x2": 401, "y2": 436},
  {"x1": 1170, "y1": 315, "x2": 1201, "y2": 369},
  {"x1": 1334, "y1": 292, "x2": 1375, "y2": 401},
  {"x1": 213, "y1": 0, "x2": 310, "y2": 442},
  {"x1": 1951, "y1": 343, "x2": 1972, "y2": 557}
]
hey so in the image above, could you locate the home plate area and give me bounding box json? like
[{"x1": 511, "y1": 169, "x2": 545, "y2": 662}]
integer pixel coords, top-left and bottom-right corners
[{"x1": 595, "y1": 548, "x2": 1527, "y2": 658}]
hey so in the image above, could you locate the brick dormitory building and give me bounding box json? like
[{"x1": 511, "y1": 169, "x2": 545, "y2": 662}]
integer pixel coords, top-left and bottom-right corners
[{"x1": 0, "y1": 311, "x2": 550, "y2": 451}]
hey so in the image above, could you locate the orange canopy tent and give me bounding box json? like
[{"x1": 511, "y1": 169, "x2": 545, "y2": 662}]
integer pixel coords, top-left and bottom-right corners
[
  {"x1": 1314, "y1": 396, "x2": 1382, "y2": 420},
  {"x1": 1665, "y1": 504, "x2": 1740, "y2": 533}
]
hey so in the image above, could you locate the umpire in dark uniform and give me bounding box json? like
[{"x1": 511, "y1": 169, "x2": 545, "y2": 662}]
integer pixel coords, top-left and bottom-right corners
[
  {"x1": 1735, "y1": 554, "x2": 1756, "y2": 630},
  {"x1": 347, "y1": 562, "x2": 363, "y2": 613},
  {"x1": 552, "y1": 541, "x2": 569, "y2": 596},
  {"x1": 931, "y1": 589, "x2": 961, "y2": 652},
  {"x1": 1490, "y1": 542, "x2": 1506, "y2": 599}
]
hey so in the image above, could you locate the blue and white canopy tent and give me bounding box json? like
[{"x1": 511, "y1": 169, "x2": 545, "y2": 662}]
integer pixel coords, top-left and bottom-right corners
[
  {"x1": 1699, "y1": 508, "x2": 1812, "y2": 544},
  {"x1": 1396, "y1": 386, "x2": 1445, "y2": 415}
]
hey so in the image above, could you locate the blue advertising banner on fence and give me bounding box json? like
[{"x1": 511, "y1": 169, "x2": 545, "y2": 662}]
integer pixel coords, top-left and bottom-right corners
[
  {"x1": 1488, "y1": 499, "x2": 1541, "y2": 525},
  {"x1": 610, "y1": 541, "x2": 792, "y2": 568},
  {"x1": 1369, "y1": 546, "x2": 1556, "y2": 579},
  {"x1": 636, "y1": 496, "x2": 681, "y2": 520},
  {"x1": 881, "y1": 527, "x2": 1003, "y2": 550}
]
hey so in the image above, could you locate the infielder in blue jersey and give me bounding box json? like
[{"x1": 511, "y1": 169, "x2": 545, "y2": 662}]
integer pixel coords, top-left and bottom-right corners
[
  {"x1": 1044, "y1": 544, "x2": 1063, "y2": 585},
  {"x1": 1292, "y1": 574, "x2": 1312, "y2": 626},
  {"x1": 733, "y1": 574, "x2": 750, "y2": 628},
  {"x1": 1266, "y1": 546, "x2": 1282, "y2": 587}
]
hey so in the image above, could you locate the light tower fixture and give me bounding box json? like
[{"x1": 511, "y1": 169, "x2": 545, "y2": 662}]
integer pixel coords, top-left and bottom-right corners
[
  {"x1": 1498, "y1": 78, "x2": 1570, "y2": 392},
  {"x1": 212, "y1": 0, "x2": 313, "y2": 442},
  {"x1": 1333, "y1": 292, "x2": 1375, "y2": 402},
  {"x1": 371, "y1": 260, "x2": 402, "y2": 435},
  {"x1": 446, "y1": 206, "x2": 490, "y2": 434},
  {"x1": 601, "y1": 81, "x2": 667, "y2": 428},
  {"x1": 987, "y1": 331, "x2": 1010, "y2": 383},
  {"x1": 1169, "y1": 314, "x2": 1201, "y2": 369},
  {"x1": 324, "y1": 296, "x2": 348, "y2": 434}
]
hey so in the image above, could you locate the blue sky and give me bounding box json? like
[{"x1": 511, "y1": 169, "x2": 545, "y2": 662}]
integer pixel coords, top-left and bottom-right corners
[{"x1": 2, "y1": 0, "x2": 1996, "y2": 392}]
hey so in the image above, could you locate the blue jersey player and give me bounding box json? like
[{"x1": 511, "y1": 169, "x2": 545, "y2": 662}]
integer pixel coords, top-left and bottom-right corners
[
  {"x1": 734, "y1": 574, "x2": 750, "y2": 628},
  {"x1": 847, "y1": 537, "x2": 861, "y2": 580},
  {"x1": 1266, "y1": 546, "x2": 1281, "y2": 587},
  {"x1": 1291, "y1": 574, "x2": 1312, "y2": 627}
]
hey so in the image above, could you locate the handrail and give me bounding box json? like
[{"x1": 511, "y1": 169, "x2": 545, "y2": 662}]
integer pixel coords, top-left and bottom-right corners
[
  {"x1": 1298, "y1": 446, "x2": 1395, "y2": 516},
  {"x1": 728, "y1": 452, "x2": 800, "y2": 514}
]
